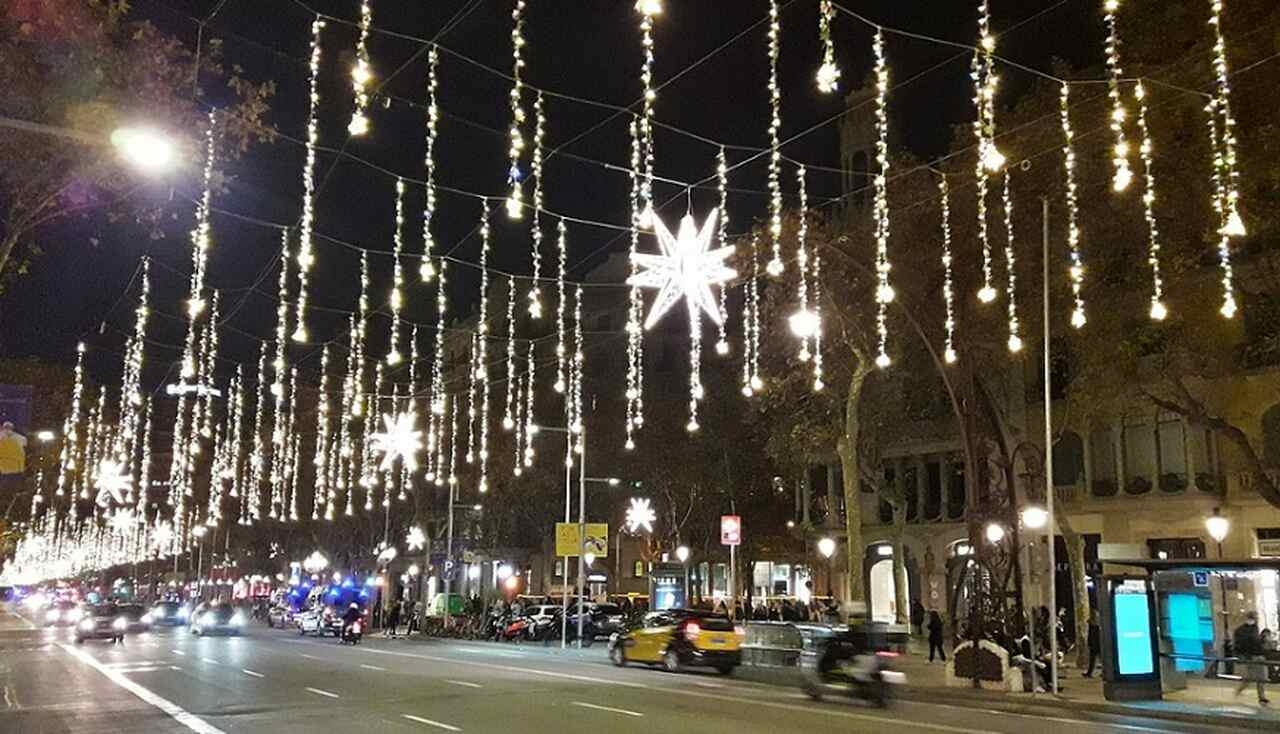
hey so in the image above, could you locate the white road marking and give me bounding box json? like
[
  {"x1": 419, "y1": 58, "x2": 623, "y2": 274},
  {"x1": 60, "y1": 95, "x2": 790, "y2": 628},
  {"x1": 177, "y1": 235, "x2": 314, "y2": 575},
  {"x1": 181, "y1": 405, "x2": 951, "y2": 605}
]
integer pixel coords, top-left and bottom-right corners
[
  {"x1": 401, "y1": 714, "x2": 461, "y2": 731},
  {"x1": 692, "y1": 681, "x2": 724, "y2": 689},
  {"x1": 60, "y1": 643, "x2": 224, "y2": 734},
  {"x1": 359, "y1": 664, "x2": 386, "y2": 671},
  {"x1": 169, "y1": 666, "x2": 182, "y2": 671},
  {"x1": 572, "y1": 701, "x2": 644, "y2": 717},
  {"x1": 200, "y1": 657, "x2": 219, "y2": 665},
  {"x1": 171, "y1": 650, "x2": 185, "y2": 656},
  {"x1": 305, "y1": 687, "x2": 340, "y2": 699},
  {"x1": 241, "y1": 669, "x2": 264, "y2": 678},
  {"x1": 119, "y1": 666, "x2": 166, "y2": 674},
  {"x1": 299, "y1": 653, "x2": 318, "y2": 660},
  {"x1": 444, "y1": 679, "x2": 482, "y2": 689}
]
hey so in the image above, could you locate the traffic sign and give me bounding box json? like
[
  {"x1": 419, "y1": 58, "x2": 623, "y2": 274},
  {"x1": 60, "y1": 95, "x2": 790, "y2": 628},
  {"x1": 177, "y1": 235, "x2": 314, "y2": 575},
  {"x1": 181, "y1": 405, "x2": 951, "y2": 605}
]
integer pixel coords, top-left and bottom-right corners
[
  {"x1": 720, "y1": 515, "x2": 741, "y2": 546},
  {"x1": 555, "y1": 522, "x2": 609, "y2": 557}
]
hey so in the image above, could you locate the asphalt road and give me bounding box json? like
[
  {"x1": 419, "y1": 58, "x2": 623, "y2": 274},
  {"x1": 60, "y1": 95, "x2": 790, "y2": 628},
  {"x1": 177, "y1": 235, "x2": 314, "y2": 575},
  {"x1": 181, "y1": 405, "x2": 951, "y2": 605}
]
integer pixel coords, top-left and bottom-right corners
[{"x1": 0, "y1": 606, "x2": 1239, "y2": 733}]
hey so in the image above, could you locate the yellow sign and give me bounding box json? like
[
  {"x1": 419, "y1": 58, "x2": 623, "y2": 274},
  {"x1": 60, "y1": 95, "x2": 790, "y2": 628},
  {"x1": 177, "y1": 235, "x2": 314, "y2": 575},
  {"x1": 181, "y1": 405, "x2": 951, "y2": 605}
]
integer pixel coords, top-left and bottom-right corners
[{"x1": 555, "y1": 522, "x2": 609, "y2": 557}]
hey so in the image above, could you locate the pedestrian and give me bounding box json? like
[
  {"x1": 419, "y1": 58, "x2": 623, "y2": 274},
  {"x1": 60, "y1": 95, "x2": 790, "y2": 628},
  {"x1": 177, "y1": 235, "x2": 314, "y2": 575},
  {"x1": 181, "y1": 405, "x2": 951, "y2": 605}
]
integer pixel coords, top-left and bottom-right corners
[
  {"x1": 386, "y1": 599, "x2": 402, "y2": 638},
  {"x1": 927, "y1": 610, "x2": 946, "y2": 662},
  {"x1": 1083, "y1": 609, "x2": 1101, "y2": 678},
  {"x1": 910, "y1": 599, "x2": 926, "y2": 636},
  {"x1": 1234, "y1": 611, "x2": 1270, "y2": 704}
]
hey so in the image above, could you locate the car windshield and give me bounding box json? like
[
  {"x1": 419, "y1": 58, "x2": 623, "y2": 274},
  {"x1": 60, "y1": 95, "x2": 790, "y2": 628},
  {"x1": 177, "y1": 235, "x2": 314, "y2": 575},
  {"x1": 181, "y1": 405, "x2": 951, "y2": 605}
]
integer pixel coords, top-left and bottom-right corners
[
  {"x1": 204, "y1": 606, "x2": 235, "y2": 622},
  {"x1": 691, "y1": 615, "x2": 735, "y2": 632},
  {"x1": 153, "y1": 602, "x2": 180, "y2": 616},
  {"x1": 593, "y1": 604, "x2": 622, "y2": 615},
  {"x1": 88, "y1": 604, "x2": 118, "y2": 618},
  {"x1": 117, "y1": 604, "x2": 144, "y2": 619}
]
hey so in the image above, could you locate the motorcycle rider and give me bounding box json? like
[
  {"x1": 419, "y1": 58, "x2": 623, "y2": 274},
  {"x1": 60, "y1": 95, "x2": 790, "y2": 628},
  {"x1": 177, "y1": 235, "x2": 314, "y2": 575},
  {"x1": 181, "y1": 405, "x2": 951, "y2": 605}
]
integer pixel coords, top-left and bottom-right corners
[{"x1": 342, "y1": 602, "x2": 362, "y2": 636}]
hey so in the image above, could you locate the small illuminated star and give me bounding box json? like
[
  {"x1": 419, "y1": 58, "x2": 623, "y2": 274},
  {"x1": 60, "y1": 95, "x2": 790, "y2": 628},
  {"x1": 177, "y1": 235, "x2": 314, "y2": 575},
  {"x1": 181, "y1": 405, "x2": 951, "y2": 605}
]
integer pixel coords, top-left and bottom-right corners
[
  {"x1": 628, "y1": 210, "x2": 735, "y2": 330},
  {"x1": 94, "y1": 458, "x2": 132, "y2": 507},
  {"x1": 625, "y1": 497, "x2": 657, "y2": 534},
  {"x1": 370, "y1": 411, "x2": 423, "y2": 472},
  {"x1": 405, "y1": 526, "x2": 427, "y2": 553}
]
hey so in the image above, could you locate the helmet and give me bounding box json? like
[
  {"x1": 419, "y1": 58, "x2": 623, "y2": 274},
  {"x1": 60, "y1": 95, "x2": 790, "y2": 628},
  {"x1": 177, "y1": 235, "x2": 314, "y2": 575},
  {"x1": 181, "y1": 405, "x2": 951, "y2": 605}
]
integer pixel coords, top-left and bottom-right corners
[{"x1": 349, "y1": 603, "x2": 359, "y2": 610}]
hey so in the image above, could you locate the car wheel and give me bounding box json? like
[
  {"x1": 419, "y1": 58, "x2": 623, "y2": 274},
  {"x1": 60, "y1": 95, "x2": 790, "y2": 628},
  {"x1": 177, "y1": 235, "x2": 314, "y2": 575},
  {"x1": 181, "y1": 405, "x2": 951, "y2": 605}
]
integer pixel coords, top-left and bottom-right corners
[
  {"x1": 192, "y1": 627, "x2": 201, "y2": 636},
  {"x1": 267, "y1": 618, "x2": 274, "y2": 628},
  {"x1": 580, "y1": 633, "x2": 594, "y2": 648},
  {"x1": 74, "y1": 637, "x2": 83, "y2": 645},
  {"x1": 803, "y1": 680, "x2": 823, "y2": 701},
  {"x1": 715, "y1": 664, "x2": 734, "y2": 676},
  {"x1": 663, "y1": 648, "x2": 681, "y2": 673},
  {"x1": 609, "y1": 644, "x2": 627, "y2": 667}
]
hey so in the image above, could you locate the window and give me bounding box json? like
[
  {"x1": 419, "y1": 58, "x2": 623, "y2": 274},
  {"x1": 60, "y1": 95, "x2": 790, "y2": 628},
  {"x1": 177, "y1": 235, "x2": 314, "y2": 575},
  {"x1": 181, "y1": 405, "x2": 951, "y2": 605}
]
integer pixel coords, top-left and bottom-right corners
[
  {"x1": 1156, "y1": 414, "x2": 1188, "y2": 492},
  {"x1": 904, "y1": 465, "x2": 918, "y2": 521},
  {"x1": 1147, "y1": 537, "x2": 1206, "y2": 560},
  {"x1": 946, "y1": 461, "x2": 966, "y2": 520},
  {"x1": 554, "y1": 560, "x2": 564, "y2": 577},
  {"x1": 1122, "y1": 415, "x2": 1155, "y2": 494},
  {"x1": 633, "y1": 560, "x2": 646, "y2": 578},
  {"x1": 1090, "y1": 428, "x2": 1118, "y2": 497},
  {"x1": 1188, "y1": 428, "x2": 1219, "y2": 493},
  {"x1": 1263, "y1": 404, "x2": 1280, "y2": 466},
  {"x1": 1053, "y1": 431, "x2": 1085, "y2": 487},
  {"x1": 923, "y1": 461, "x2": 942, "y2": 521}
]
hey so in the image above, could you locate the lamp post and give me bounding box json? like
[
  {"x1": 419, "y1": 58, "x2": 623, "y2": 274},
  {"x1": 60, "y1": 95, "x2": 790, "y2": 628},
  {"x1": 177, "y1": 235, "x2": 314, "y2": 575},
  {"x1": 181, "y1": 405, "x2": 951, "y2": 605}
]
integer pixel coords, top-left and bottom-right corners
[
  {"x1": 192, "y1": 525, "x2": 208, "y2": 599},
  {"x1": 676, "y1": 545, "x2": 691, "y2": 605},
  {"x1": 1206, "y1": 507, "x2": 1229, "y2": 559},
  {"x1": 817, "y1": 537, "x2": 837, "y2": 598}
]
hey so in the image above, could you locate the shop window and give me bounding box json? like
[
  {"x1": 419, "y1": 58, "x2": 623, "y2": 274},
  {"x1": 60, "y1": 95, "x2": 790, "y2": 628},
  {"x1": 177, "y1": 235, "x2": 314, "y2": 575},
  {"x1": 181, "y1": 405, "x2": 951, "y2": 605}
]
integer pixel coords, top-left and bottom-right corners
[
  {"x1": 1147, "y1": 537, "x2": 1206, "y2": 560},
  {"x1": 1053, "y1": 431, "x2": 1085, "y2": 487},
  {"x1": 1090, "y1": 428, "x2": 1118, "y2": 497}
]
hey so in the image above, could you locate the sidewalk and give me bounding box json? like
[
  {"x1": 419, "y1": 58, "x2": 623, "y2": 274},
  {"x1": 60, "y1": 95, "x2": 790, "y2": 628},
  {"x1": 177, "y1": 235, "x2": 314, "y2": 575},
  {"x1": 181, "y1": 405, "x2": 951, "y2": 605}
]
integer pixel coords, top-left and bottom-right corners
[{"x1": 885, "y1": 640, "x2": 1280, "y2": 731}]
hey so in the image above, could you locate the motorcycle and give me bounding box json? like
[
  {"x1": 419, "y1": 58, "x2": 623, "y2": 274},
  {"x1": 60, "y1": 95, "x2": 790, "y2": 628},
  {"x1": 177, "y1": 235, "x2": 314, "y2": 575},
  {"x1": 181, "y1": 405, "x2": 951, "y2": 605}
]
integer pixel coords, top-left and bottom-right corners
[
  {"x1": 340, "y1": 620, "x2": 363, "y2": 645},
  {"x1": 500, "y1": 616, "x2": 531, "y2": 642},
  {"x1": 802, "y1": 627, "x2": 903, "y2": 707}
]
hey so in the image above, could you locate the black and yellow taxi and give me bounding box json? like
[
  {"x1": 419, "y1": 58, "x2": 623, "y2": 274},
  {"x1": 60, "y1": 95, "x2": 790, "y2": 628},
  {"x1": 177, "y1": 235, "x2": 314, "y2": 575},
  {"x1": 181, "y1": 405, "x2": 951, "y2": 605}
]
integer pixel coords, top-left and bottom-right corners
[{"x1": 608, "y1": 609, "x2": 743, "y2": 674}]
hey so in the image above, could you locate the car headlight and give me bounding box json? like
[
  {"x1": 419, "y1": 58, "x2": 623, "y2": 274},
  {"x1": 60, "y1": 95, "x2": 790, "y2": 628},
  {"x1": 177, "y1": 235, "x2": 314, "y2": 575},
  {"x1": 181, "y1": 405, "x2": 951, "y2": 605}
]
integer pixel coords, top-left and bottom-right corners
[
  {"x1": 113, "y1": 617, "x2": 128, "y2": 631},
  {"x1": 231, "y1": 613, "x2": 246, "y2": 626},
  {"x1": 79, "y1": 619, "x2": 93, "y2": 631},
  {"x1": 68, "y1": 609, "x2": 83, "y2": 623},
  {"x1": 141, "y1": 614, "x2": 152, "y2": 625},
  {"x1": 178, "y1": 607, "x2": 190, "y2": 620}
]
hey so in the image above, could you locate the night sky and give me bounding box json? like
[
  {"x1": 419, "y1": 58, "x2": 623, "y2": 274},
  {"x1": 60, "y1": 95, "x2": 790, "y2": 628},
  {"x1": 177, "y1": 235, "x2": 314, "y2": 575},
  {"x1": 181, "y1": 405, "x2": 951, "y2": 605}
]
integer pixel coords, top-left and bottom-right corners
[{"x1": 0, "y1": 0, "x2": 1100, "y2": 389}]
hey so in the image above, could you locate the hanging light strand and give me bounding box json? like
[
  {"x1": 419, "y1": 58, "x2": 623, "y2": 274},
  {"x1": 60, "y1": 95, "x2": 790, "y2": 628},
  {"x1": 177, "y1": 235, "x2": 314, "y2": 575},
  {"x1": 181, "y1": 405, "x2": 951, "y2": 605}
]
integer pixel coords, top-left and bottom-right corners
[
  {"x1": 555, "y1": 219, "x2": 569, "y2": 396},
  {"x1": 348, "y1": 0, "x2": 373, "y2": 136},
  {"x1": 246, "y1": 343, "x2": 268, "y2": 524},
  {"x1": 1001, "y1": 171, "x2": 1022, "y2": 353},
  {"x1": 56, "y1": 342, "x2": 87, "y2": 499},
  {"x1": 1208, "y1": 0, "x2": 1244, "y2": 317},
  {"x1": 624, "y1": 125, "x2": 643, "y2": 451},
  {"x1": 1133, "y1": 82, "x2": 1166, "y2": 321},
  {"x1": 189, "y1": 110, "x2": 217, "y2": 319},
  {"x1": 477, "y1": 203, "x2": 492, "y2": 493},
  {"x1": 464, "y1": 333, "x2": 478, "y2": 465},
  {"x1": 637, "y1": 1, "x2": 658, "y2": 225},
  {"x1": 522, "y1": 340, "x2": 536, "y2": 469},
  {"x1": 871, "y1": 28, "x2": 893, "y2": 370},
  {"x1": 765, "y1": 0, "x2": 784, "y2": 277},
  {"x1": 794, "y1": 164, "x2": 814, "y2": 363},
  {"x1": 812, "y1": 245, "x2": 825, "y2": 391},
  {"x1": 714, "y1": 147, "x2": 730, "y2": 356},
  {"x1": 420, "y1": 45, "x2": 440, "y2": 282},
  {"x1": 741, "y1": 234, "x2": 762, "y2": 396},
  {"x1": 1060, "y1": 82, "x2": 1087, "y2": 328},
  {"x1": 972, "y1": 0, "x2": 1003, "y2": 303},
  {"x1": 528, "y1": 92, "x2": 546, "y2": 318},
  {"x1": 816, "y1": 0, "x2": 841, "y2": 93},
  {"x1": 313, "y1": 345, "x2": 332, "y2": 520},
  {"x1": 293, "y1": 16, "x2": 324, "y2": 343},
  {"x1": 938, "y1": 173, "x2": 957, "y2": 364},
  {"x1": 1103, "y1": 0, "x2": 1133, "y2": 192},
  {"x1": 505, "y1": 0, "x2": 528, "y2": 219},
  {"x1": 503, "y1": 275, "x2": 518, "y2": 431},
  {"x1": 387, "y1": 177, "x2": 406, "y2": 365}
]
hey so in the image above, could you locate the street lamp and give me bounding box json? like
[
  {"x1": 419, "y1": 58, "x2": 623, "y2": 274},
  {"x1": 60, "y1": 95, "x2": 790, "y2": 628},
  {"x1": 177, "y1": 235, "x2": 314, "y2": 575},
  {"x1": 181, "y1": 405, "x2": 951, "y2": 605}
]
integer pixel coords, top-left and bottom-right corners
[
  {"x1": 676, "y1": 545, "x2": 690, "y2": 604},
  {"x1": 1021, "y1": 506, "x2": 1048, "y2": 530},
  {"x1": 817, "y1": 537, "x2": 837, "y2": 598},
  {"x1": 985, "y1": 522, "x2": 1006, "y2": 545},
  {"x1": 1206, "y1": 507, "x2": 1229, "y2": 558},
  {"x1": 110, "y1": 126, "x2": 176, "y2": 174},
  {"x1": 35, "y1": 430, "x2": 55, "y2": 443},
  {"x1": 192, "y1": 526, "x2": 208, "y2": 597},
  {"x1": 303, "y1": 551, "x2": 329, "y2": 575}
]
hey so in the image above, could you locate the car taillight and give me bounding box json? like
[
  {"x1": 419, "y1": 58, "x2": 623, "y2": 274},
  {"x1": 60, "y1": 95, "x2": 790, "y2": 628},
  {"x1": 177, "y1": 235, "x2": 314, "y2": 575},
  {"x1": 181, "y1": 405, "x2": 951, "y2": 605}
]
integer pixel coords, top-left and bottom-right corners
[
  {"x1": 352, "y1": 622, "x2": 362, "y2": 634},
  {"x1": 734, "y1": 625, "x2": 745, "y2": 637},
  {"x1": 684, "y1": 621, "x2": 701, "y2": 643}
]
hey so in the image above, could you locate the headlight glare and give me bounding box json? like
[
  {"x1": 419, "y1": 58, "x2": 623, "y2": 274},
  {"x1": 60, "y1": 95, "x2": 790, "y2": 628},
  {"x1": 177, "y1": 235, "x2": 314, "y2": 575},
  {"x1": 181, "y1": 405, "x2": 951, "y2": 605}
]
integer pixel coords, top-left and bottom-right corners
[{"x1": 113, "y1": 617, "x2": 128, "y2": 631}]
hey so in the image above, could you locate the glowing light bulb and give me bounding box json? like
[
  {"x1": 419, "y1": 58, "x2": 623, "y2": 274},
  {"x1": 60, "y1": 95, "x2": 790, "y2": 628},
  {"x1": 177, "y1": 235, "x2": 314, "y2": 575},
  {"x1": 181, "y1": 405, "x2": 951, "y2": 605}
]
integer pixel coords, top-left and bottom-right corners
[
  {"x1": 977, "y1": 286, "x2": 997, "y2": 304},
  {"x1": 1221, "y1": 207, "x2": 1246, "y2": 237},
  {"x1": 1149, "y1": 301, "x2": 1168, "y2": 321},
  {"x1": 1007, "y1": 335, "x2": 1023, "y2": 353},
  {"x1": 636, "y1": 0, "x2": 662, "y2": 16},
  {"x1": 980, "y1": 143, "x2": 1006, "y2": 172},
  {"x1": 789, "y1": 309, "x2": 819, "y2": 339},
  {"x1": 876, "y1": 352, "x2": 892, "y2": 369},
  {"x1": 816, "y1": 62, "x2": 841, "y2": 94}
]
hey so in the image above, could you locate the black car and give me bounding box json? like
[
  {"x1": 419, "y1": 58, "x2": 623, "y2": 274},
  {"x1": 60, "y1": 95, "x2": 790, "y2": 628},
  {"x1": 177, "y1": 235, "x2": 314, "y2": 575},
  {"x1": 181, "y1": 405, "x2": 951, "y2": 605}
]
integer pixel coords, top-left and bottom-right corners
[
  {"x1": 145, "y1": 600, "x2": 188, "y2": 627},
  {"x1": 75, "y1": 604, "x2": 129, "y2": 644},
  {"x1": 586, "y1": 603, "x2": 627, "y2": 638},
  {"x1": 190, "y1": 603, "x2": 246, "y2": 636},
  {"x1": 41, "y1": 600, "x2": 83, "y2": 627},
  {"x1": 116, "y1": 603, "x2": 151, "y2": 633}
]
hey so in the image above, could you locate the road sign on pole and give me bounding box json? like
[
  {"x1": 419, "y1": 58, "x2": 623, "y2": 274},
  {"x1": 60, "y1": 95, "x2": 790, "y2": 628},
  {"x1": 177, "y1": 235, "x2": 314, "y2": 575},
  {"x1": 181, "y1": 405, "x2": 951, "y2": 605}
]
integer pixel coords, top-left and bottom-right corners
[
  {"x1": 720, "y1": 515, "x2": 741, "y2": 546},
  {"x1": 555, "y1": 522, "x2": 609, "y2": 557}
]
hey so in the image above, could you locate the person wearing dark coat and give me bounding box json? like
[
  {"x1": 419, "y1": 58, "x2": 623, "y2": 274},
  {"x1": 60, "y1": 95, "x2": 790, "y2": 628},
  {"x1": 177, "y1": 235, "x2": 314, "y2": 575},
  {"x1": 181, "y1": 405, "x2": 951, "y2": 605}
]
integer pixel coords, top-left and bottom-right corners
[
  {"x1": 910, "y1": 600, "x2": 926, "y2": 636},
  {"x1": 927, "y1": 610, "x2": 946, "y2": 662},
  {"x1": 1083, "y1": 610, "x2": 1101, "y2": 677}
]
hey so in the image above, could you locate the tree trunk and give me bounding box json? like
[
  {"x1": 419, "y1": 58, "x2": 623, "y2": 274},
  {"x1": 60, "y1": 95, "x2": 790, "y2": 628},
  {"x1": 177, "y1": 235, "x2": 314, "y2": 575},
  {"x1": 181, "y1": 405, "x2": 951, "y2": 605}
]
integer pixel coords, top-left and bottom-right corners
[
  {"x1": 0, "y1": 230, "x2": 20, "y2": 285},
  {"x1": 892, "y1": 507, "x2": 908, "y2": 625},
  {"x1": 838, "y1": 364, "x2": 873, "y2": 610},
  {"x1": 1056, "y1": 505, "x2": 1092, "y2": 668}
]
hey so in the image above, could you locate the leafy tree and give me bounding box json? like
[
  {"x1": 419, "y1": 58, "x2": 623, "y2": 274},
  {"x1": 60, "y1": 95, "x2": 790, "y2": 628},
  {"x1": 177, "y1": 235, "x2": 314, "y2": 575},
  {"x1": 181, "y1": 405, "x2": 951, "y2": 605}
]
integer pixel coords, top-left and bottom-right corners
[{"x1": 0, "y1": 0, "x2": 274, "y2": 288}]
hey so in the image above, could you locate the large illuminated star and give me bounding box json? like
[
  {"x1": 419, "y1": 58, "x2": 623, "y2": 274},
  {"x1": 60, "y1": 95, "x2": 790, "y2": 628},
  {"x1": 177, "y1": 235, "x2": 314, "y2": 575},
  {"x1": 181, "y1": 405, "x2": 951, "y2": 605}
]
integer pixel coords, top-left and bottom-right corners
[
  {"x1": 625, "y1": 497, "x2": 657, "y2": 534},
  {"x1": 370, "y1": 411, "x2": 423, "y2": 472},
  {"x1": 405, "y1": 525, "x2": 427, "y2": 552},
  {"x1": 628, "y1": 210, "x2": 735, "y2": 330},
  {"x1": 94, "y1": 458, "x2": 132, "y2": 508}
]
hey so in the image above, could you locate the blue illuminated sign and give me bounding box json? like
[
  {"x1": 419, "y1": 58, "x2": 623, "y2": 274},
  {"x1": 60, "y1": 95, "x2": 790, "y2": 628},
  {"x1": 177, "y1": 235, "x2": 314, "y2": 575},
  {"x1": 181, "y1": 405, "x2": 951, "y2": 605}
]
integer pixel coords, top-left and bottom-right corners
[{"x1": 1114, "y1": 589, "x2": 1155, "y2": 676}]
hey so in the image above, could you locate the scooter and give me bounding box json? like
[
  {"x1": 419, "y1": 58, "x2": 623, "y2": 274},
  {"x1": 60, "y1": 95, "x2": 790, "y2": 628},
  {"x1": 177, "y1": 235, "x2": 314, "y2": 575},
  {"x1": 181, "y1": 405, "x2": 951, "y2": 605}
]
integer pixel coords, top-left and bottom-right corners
[
  {"x1": 340, "y1": 620, "x2": 363, "y2": 645},
  {"x1": 802, "y1": 629, "x2": 902, "y2": 707},
  {"x1": 500, "y1": 616, "x2": 531, "y2": 642}
]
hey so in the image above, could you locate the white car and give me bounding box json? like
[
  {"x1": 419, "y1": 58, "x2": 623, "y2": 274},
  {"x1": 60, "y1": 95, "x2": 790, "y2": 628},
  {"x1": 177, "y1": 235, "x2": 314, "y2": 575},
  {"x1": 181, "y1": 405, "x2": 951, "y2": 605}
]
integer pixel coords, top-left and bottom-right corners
[{"x1": 296, "y1": 607, "x2": 339, "y2": 637}]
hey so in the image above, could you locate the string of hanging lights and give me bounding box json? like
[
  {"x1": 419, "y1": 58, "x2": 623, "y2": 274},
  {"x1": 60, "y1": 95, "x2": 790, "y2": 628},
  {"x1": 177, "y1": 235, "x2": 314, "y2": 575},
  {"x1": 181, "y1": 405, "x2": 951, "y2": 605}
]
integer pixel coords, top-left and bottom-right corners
[
  {"x1": 387, "y1": 178, "x2": 407, "y2": 365},
  {"x1": 871, "y1": 28, "x2": 894, "y2": 370},
  {"x1": 1102, "y1": 0, "x2": 1133, "y2": 193},
  {"x1": 421, "y1": 44, "x2": 440, "y2": 282},
  {"x1": 348, "y1": 0, "x2": 374, "y2": 136},
  {"x1": 764, "y1": 0, "x2": 785, "y2": 278},
  {"x1": 1000, "y1": 171, "x2": 1022, "y2": 353},
  {"x1": 528, "y1": 92, "x2": 546, "y2": 318},
  {"x1": 1133, "y1": 81, "x2": 1167, "y2": 322},
  {"x1": 293, "y1": 15, "x2": 324, "y2": 343},
  {"x1": 972, "y1": 0, "x2": 1004, "y2": 305},
  {"x1": 937, "y1": 173, "x2": 957, "y2": 365},
  {"x1": 816, "y1": 0, "x2": 841, "y2": 93},
  {"x1": 1059, "y1": 82, "x2": 1087, "y2": 329},
  {"x1": 505, "y1": 0, "x2": 528, "y2": 219}
]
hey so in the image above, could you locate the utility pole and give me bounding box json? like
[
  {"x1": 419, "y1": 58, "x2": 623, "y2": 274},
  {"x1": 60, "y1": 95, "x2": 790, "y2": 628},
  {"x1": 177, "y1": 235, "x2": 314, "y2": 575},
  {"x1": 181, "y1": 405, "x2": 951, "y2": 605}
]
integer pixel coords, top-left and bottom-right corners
[{"x1": 1042, "y1": 196, "x2": 1059, "y2": 696}]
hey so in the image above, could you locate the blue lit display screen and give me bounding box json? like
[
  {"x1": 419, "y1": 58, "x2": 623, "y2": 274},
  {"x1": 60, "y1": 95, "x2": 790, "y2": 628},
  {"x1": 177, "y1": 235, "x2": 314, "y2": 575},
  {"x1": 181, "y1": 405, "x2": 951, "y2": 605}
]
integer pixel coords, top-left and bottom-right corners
[{"x1": 1114, "y1": 590, "x2": 1156, "y2": 676}]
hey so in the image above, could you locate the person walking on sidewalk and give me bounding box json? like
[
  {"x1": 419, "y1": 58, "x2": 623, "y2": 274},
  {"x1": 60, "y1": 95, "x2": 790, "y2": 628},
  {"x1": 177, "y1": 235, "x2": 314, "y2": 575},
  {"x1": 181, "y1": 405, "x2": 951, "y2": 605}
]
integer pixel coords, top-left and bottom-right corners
[
  {"x1": 927, "y1": 610, "x2": 946, "y2": 662},
  {"x1": 1083, "y1": 610, "x2": 1101, "y2": 678},
  {"x1": 1233, "y1": 611, "x2": 1270, "y2": 704},
  {"x1": 385, "y1": 599, "x2": 402, "y2": 639}
]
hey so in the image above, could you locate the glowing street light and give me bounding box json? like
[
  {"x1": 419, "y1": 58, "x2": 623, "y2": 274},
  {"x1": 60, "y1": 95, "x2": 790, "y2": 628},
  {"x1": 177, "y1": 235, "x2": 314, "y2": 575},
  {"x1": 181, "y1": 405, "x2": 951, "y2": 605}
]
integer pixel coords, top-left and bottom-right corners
[
  {"x1": 675, "y1": 546, "x2": 690, "y2": 563},
  {"x1": 303, "y1": 551, "x2": 329, "y2": 574},
  {"x1": 110, "y1": 126, "x2": 176, "y2": 174},
  {"x1": 985, "y1": 522, "x2": 1006, "y2": 544},
  {"x1": 817, "y1": 537, "x2": 837, "y2": 559},
  {"x1": 35, "y1": 430, "x2": 55, "y2": 443},
  {"x1": 1020, "y1": 506, "x2": 1048, "y2": 530},
  {"x1": 1206, "y1": 507, "x2": 1229, "y2": 557}
]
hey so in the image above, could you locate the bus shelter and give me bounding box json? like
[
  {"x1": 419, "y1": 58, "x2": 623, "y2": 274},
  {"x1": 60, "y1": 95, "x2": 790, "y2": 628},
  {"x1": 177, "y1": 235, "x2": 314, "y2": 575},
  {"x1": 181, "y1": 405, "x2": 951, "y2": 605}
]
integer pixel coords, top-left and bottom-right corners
[{"x1": 1098, "y1": 558, "x2": 1280, "y2": 702}]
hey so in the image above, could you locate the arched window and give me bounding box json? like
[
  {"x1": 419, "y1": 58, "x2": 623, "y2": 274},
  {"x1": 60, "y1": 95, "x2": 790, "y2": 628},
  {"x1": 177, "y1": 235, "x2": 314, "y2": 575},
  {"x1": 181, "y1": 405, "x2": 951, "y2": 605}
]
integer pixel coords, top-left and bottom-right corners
[
  {"x1": 1052, "y1": 431, "x2": 1085, "y2": 487},
  {"x1": 1263, "y1": 404, "x2": 1280, "y2": 466}
]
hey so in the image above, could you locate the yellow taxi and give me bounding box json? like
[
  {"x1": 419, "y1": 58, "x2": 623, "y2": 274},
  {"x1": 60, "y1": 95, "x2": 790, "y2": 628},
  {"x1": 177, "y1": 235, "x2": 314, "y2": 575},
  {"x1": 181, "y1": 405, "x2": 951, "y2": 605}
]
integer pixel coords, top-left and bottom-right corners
[{"x1": 607, "y1": 609, "x2": 743, "y2": 674}]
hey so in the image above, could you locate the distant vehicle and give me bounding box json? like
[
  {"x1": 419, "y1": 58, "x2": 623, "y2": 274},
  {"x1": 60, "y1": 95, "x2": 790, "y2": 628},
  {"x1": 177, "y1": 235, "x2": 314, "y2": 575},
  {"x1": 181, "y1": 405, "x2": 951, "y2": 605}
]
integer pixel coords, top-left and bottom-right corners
[
  {"x1": 41, "y1": 600, "x2": 82, "y2": 627},
  {"x1": 189, "y1": 603, "x2": 246, "y2": 636},
  {"x1": 75, "y1": 604, "x2": 128, "y2": 644},
  {"x1": 609, "y1": 609, "x2": 743, "y2": 675},
  {"x1": 115, "y1": 604, "x2": 151, "y2": 633},
  {"x1": 266, "y1": 604, "x2": 294, "y2": 628},
  {"x1": 145, "y1": 600, "x2": 187, "y2": 627},
  {"x1": 585, "y1": 603, "x2": 627, "y2": 639},
  {"x1": 296, "y1": 606, "x2": 343, "y2": 637},
  {"x1": 340, "y1": 618, "x2": 363, "y2": 645}
]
